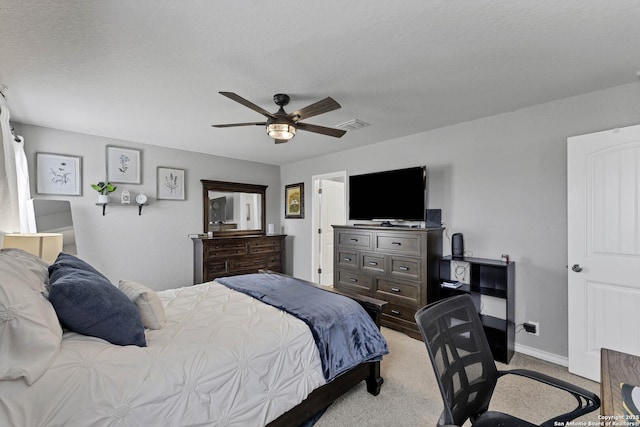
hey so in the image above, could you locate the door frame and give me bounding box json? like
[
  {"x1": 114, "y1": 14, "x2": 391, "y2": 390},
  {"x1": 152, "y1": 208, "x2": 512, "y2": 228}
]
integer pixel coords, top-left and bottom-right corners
[{"x1": 311, "y1": 171, "x2": 347, "y2": 284}]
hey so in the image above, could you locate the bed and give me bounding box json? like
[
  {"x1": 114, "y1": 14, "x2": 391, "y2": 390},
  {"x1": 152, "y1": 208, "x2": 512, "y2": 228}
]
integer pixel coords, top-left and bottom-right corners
[{"x1": 0, "y1": 249, "x2": 388, "y2": 427}]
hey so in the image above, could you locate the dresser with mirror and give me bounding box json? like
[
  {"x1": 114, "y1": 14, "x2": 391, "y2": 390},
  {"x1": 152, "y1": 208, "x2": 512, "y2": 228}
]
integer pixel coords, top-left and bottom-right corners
[{"x1": 192, "y1": 180, "x2": 285, "y2": 284}]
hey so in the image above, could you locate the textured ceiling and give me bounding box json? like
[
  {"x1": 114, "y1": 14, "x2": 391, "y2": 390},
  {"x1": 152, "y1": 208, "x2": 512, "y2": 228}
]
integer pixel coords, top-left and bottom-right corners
[{"x1": 1, "y1": 1, "x2": 640, "y2": 165}]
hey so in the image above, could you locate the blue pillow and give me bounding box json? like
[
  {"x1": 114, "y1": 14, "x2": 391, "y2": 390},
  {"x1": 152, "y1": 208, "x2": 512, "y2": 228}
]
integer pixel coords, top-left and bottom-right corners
[
  {"x1": 48, "y1": 252, "x2": 109, "y2": 281},
  {"x1": 48, "y1": 255, "x2": 146, "y2": 347}
]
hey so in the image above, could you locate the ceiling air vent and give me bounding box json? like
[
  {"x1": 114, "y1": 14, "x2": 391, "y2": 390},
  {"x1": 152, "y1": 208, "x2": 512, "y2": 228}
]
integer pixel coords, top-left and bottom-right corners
[{"x1": 336, "y1": 119, "x2": 370, "y2": 131}]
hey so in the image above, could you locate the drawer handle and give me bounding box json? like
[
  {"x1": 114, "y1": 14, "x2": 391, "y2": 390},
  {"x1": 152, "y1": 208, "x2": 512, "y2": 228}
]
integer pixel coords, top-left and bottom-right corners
[
  {"x1": 391, "y1": 287, "x2": 401, "y2": 293},
  {"x1": 349, "y1": 278, "x2": 358, "y2": 283},
  {"x1": 350, "y1": 238, "x2": 358, "y2": 242},
  {"x1": 369, "y1": 261, "x2": 378, "y2": 266},
  {"x1": 399, "y1": 266, "x2": 409, "y2": 271},
  {"x1": 343, "y1": 257, "x2": 352, "y2": 262},
  {"x1": 391, "y1": 242, "x2": 402, "y2": 246},
  {"x1": 391, "y1": 310, "x2": 401, "y2": 316}
]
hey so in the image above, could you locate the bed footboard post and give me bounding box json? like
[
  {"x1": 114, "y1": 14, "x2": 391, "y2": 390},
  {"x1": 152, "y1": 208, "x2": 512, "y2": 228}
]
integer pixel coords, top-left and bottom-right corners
[{"x1": 366, "y1": 361, "x2": 383, "y2": 395}]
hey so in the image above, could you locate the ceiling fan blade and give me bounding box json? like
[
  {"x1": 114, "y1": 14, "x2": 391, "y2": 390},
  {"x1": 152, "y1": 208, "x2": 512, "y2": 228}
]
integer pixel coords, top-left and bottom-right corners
[
  {"x1": 296, "y1": 122, "x2": 346, "y2": 138},
  {"x1": 219, "y1": 92, "x2": 276, "y2": 119},
  {"x1": 288, "y1": 97, "x2": 341, "y2": 121},
  {"x1": 212, "y1": 122, "x2": 266, "y2": 128}
]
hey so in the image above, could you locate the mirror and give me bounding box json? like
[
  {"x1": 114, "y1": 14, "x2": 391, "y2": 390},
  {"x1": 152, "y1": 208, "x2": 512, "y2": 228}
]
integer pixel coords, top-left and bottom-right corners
[
  {"x1": 26, "y1": 199, "x2": 77, "y2": 254},
  {"x1": 202, "y1": 180, "x2": 266, "y2": 236}
]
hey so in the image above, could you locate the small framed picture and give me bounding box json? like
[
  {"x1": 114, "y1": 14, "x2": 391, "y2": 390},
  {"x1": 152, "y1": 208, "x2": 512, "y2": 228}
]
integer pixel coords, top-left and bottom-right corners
[
  {"x1": 157, "y1": 167, "x2": 185, "y2": 200},
  {"x1": 121, "y1": 190, "x2": 131, "y2": 204},
  {"x1": 284, "y1": 182, "x2": 304, "y2": 219},
  {"x1": 36, "y1": 153, "x2": 82, "y2": 196},
  {"x1": 107, "y1": 146, "x2": 141, "y2": 184}
]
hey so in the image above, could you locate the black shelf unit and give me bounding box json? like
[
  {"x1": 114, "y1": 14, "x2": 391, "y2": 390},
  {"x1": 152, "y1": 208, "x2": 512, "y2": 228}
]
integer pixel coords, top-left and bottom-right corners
[{"x1": 437, "y1": 255, "x2": 515, "y2": 363}]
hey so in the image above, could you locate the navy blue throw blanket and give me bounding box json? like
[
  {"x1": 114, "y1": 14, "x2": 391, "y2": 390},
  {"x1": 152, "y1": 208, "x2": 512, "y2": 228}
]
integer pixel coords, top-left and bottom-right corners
[{"x1": 216, "y1": 273, "x2": 388, "y2": 381}]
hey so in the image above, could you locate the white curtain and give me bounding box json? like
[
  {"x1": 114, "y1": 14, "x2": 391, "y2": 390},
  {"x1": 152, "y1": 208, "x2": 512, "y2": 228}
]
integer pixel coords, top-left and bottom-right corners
[{"x1": 0, "y1": 93, "x2": 31, "y2": 234}]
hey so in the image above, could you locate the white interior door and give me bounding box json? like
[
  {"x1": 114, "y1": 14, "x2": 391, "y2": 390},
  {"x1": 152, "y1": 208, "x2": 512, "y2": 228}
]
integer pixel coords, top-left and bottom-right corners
[
  {"x1": 312, "y1": 173, "x2": 346, "y2": 286},
  {"x1": 318, "y1": 179, "x2": 345, "y2": 285},
  {"x1": 568, "y1": 124, "x2": 640, "y2": 381}
]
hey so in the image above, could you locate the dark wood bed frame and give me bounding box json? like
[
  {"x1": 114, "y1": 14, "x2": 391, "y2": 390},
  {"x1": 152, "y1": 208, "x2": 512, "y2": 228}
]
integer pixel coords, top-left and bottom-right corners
[{"x1": 260, "y1": 271, "x2": 388, "y2": 427}]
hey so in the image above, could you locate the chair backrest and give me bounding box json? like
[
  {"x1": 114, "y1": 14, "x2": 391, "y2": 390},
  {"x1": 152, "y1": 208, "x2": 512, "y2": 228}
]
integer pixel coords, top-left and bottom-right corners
[{"x1": 415, "y1": 294, "x2": 499, "y2": 426}]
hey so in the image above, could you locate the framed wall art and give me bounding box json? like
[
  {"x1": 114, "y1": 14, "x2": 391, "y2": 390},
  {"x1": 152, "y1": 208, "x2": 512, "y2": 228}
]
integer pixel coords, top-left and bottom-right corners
[
  {"x1": 36, "y1": 153, "x2": 82, "y2": 196},
  {"x1": 284, "y1": 182, "x2": 304, "y2": 219},
  {"x1": 157, "y1": 166, "x2": 185, "y2": 200},
  {"x1": 106, "y1": 146, "x2": 141, "y2": 184}
]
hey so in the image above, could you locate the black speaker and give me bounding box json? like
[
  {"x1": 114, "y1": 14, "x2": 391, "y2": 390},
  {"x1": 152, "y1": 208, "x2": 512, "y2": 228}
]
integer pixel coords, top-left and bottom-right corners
[
  {"x1": 452, "y1": 233, "x2": 464, "y2": 258},
  {"x1": 424, "y1": 209, "x2": 441, "y2": 228}
]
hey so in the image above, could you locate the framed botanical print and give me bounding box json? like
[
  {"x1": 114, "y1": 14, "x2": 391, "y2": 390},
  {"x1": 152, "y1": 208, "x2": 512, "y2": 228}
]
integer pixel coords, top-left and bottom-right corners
[
  {"x1": 157, "y1": 167, "x2": 185, "y2": 200},
  {"x1": 36, "y1": 153, "x2": 82, "y2": 196},
  {"x1": 106, "y1": 146, "x2": 141, "y2": 184},
  {"x1": 284, "y1": 182, "x2": 304, "y2": 219}
]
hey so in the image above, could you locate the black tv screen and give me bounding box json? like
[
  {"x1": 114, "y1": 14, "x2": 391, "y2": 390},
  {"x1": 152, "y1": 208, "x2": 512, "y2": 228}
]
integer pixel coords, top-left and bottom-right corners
[{"x1": 348, "y1": 166, "x2": 426, "y2": 221}]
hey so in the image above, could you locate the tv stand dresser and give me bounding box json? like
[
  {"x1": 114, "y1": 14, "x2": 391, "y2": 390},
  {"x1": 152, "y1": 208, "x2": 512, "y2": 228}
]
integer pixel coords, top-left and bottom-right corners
[{"x1": 332, "y1": 225, "x2": 443, "y2": 339}]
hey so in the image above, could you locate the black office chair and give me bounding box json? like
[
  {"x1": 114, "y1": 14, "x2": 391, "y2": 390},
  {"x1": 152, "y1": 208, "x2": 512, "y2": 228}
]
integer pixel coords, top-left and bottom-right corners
[{"x1": 414, "y1": 294, "x2": 600, "y2": 427}]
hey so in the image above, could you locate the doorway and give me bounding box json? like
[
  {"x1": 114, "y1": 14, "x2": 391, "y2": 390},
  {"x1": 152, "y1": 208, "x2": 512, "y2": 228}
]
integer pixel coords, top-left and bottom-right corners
[{"x1": 311, "y1": 171, "x2": 346, "y2": 286}]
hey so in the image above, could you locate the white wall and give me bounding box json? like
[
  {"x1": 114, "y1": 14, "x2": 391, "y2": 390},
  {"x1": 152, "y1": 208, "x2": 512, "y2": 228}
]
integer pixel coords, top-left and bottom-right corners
[
  {"x1": 281, "y1": 82, "x2": 640, "y2": 358},
  {"x1": 18, "y1": 124, "x2": 281, "y2": 291}
]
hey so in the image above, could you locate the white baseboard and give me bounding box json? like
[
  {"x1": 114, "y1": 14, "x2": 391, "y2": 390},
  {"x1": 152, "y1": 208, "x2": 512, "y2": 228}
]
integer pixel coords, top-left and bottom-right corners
[{"x1": 515, "y1": 343, "x2": 568, "y2": 367}]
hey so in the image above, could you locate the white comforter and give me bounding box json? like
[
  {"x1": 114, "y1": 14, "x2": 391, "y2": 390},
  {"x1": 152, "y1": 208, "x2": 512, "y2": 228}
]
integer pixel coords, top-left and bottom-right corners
[{"x1": 0, "y1": 281, "x2": 326, "y2": 426}]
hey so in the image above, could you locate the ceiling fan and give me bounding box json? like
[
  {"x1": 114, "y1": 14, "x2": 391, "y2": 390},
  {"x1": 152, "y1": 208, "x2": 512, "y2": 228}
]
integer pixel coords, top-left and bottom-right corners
[{"x1": 212, "y1": 92, "x2": 347, "y2": 144}]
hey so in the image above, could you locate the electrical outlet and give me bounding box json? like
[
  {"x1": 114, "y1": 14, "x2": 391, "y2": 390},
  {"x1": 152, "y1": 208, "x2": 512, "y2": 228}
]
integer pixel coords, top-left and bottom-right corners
[{"x1": 524, "y1": 321, "x2": 539, "y2": 336}]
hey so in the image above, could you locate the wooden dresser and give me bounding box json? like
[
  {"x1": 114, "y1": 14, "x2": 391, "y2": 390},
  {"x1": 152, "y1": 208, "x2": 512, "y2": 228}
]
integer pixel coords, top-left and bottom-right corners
[
  {"x1": 192, "y1": 235, "x2": 286, "y2": 284},
  {"x1": 333, "y1": 225, "x2": 443, "y2": 339}
]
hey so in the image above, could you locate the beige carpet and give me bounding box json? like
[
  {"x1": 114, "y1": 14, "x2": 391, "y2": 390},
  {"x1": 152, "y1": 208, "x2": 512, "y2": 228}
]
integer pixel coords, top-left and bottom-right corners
[{"x1": 315, "y1": 327, "x2": 600, "y2": 427}]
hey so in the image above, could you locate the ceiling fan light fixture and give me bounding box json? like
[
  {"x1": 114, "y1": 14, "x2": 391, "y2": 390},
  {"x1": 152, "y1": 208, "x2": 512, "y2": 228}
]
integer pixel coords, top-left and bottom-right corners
[
  {"x1": 267, "y1": 123, "x2": 296, "y2": 141},
  {"x1": 214, "y1": 92, "x2": 344, "y2": 143}
]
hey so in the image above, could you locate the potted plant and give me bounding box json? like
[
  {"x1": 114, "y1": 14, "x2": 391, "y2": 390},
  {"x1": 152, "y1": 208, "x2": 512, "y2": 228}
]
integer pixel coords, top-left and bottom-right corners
[{"x1": 91, "y1": 181, "x2": 117, "y2": 204}]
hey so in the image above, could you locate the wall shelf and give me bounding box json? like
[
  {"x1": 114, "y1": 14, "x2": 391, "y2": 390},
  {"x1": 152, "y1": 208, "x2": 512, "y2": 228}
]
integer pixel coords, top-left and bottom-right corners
[{"x1": 96, "y1": 203, "x2": 148, "y2": 216}]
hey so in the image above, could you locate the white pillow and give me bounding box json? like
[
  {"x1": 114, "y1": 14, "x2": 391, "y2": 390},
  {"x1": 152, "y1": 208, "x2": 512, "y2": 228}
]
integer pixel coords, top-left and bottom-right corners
[
  {"x1": 118, "y1": 280, "x2": 166, "y2": 330},
  {"x1": 0, "y1": 256, "x2": 62, "y2": 385},
  {"x1": 0, "y1": 248, "x2": 49, "y2": 294}
]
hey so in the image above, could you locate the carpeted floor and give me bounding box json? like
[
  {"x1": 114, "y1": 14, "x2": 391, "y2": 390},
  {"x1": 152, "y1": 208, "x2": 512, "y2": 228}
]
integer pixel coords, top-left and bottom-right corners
[{"x1": 314, "y1": 327, "x2": 600, "y2": 426}]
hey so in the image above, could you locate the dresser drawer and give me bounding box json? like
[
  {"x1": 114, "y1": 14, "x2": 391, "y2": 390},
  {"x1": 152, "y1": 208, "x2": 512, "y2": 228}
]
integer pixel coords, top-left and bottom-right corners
[
  {"x1": 336, "y1": 250, "x2": 358, "y2": 269},
  {"x1": 390, "y1": 256, "x2": 421, "y2": 280},
  {"x1": 229, "y1": 255, "x2": 266, "y2": 273},
  {"x1": 382, "y1": 302, "x2": 418, "y2": 324},
  {"x1": 375, "y1": 278, "x2": 418, "y2": 304},
  {"x1": 266, "y1": 253, "x2": 282, "y2": 270},
  {"x1": 375, "y1": 233, "x2": 420, "y2": 255},
  {"x1": 336, "y1": 269, "x2": 372, "y2": 294},
  {"x1": 205, "y1": 260, "x2": 229, "y2": 280},
  {"x1": 362, "y1": 253, "x2": 385, "y2": 274},
  {"x1": 337, "y1": 230, "x2": 372, "y2": 249},
  {"x1": 205, "y1": 240, "x2": 248, "y2": 258},
  {"x1": 248, "y1": 238, "x2": 282, "y2": 254}
]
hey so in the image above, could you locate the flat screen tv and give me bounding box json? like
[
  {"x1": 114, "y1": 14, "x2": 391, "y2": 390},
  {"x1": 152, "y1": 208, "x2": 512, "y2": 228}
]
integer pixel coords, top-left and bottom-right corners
[{"x1": 348, "y1": 166, "x2": 426, "y2": 221}]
